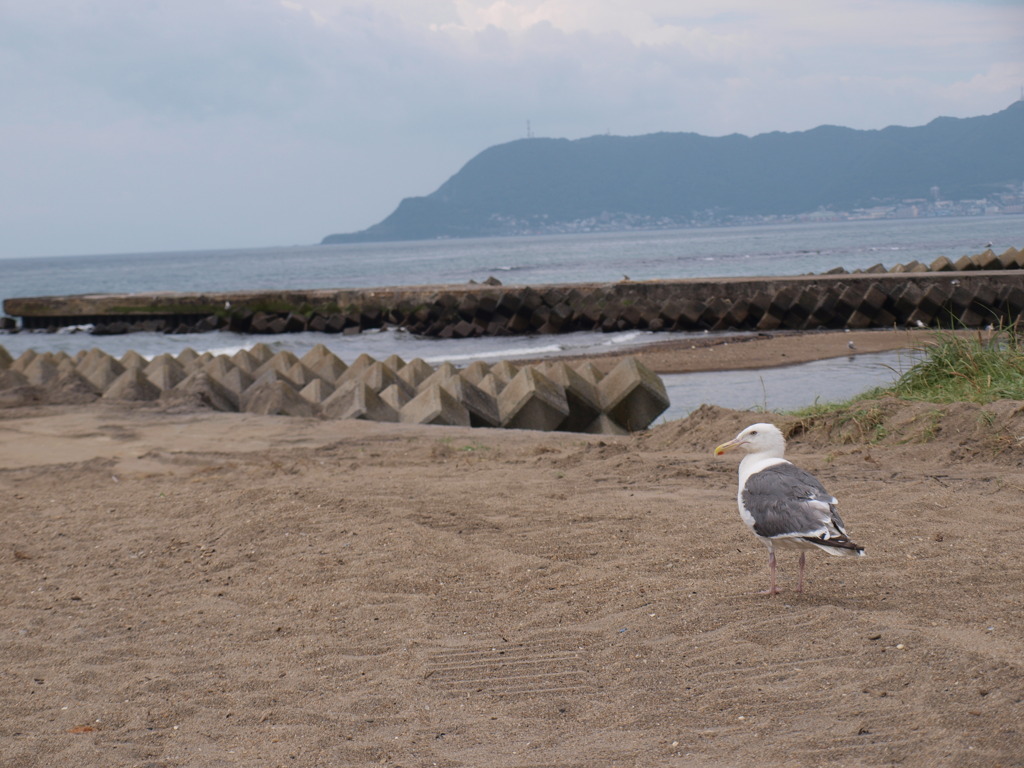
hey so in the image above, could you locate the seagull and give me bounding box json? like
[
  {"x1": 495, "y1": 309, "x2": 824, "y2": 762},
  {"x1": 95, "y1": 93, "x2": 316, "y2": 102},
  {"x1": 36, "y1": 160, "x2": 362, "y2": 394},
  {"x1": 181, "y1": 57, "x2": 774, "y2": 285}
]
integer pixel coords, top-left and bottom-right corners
[
  {"x1": 714, "y1": 423, "x2": 865, "y2": 595},
  {"x1": 847, "y1": 340, "x2": 856, "y2": 350}
]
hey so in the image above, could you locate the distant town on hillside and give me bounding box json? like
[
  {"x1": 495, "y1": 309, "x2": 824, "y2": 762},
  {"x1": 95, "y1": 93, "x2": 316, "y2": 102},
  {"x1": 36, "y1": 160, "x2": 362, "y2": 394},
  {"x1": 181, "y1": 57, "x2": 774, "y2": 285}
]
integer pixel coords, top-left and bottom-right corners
[
  {"x1": 481, "y1": 182, "x2": 1024, "y2": 237},
  {"x1": 324, "y1": 100, "x2": 1024, "y2": 244}
]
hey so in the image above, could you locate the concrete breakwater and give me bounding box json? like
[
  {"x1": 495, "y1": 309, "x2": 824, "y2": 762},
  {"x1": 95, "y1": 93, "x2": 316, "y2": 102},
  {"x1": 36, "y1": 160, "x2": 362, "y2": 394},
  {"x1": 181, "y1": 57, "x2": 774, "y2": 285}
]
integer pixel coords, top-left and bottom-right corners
[
  {"x1": 0, "y1": 344, "x2": 669, "y2": 434},
  {"x1": 4, "y1": 247, "x2": 1023, "y2": 336}
]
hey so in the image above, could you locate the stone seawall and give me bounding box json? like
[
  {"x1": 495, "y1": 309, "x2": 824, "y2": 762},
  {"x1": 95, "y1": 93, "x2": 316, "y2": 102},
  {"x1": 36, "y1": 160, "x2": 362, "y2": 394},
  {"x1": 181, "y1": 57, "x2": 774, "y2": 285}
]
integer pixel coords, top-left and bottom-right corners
[{"x1": 6, "y1": 270, "x2": 1024, "y2": 336}]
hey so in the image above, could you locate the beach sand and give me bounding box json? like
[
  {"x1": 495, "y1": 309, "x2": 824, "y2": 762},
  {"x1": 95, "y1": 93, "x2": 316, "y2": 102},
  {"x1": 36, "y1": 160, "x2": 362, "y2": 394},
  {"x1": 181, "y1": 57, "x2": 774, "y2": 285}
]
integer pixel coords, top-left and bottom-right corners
[
  {"x1": 544, "y1": 327, "x2": 935, "y2": 374},
  {"x1": 2, "y1": 328, "x2": 1023, "y2": 767}
]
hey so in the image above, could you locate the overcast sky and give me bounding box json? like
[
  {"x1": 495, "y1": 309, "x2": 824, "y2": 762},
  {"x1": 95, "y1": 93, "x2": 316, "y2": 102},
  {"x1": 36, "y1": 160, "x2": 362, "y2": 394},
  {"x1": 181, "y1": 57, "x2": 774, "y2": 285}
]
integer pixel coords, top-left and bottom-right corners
[{"x1": 2, "y1": 0, "x2": 1022, "y2": 259}]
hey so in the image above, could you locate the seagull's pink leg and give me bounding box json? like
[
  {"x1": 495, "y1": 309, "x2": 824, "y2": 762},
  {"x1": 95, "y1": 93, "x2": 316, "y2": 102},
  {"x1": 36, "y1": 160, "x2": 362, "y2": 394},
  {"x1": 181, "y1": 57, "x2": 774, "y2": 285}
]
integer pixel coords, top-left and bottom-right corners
[
  {"x1": 796, "y1": 551, "x2": 806, "y2": 593},
  {"x1": 760, "y1": 550, "x2": 781, "y2": 595}
]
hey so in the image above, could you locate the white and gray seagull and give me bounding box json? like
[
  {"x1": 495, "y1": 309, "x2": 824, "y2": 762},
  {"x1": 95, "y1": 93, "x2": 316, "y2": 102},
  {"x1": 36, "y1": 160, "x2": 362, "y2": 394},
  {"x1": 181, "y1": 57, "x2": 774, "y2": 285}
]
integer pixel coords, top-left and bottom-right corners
[{"x1": 714, "y1": 423, "x2": 864, "y2": 595}]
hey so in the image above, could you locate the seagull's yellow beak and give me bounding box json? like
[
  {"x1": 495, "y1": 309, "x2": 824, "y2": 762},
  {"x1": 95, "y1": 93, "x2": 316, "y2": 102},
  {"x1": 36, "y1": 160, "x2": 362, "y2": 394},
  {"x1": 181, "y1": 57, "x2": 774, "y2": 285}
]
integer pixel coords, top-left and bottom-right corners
[{"x1": 714, "y1": 438, "x2": 742, "y2": 456}]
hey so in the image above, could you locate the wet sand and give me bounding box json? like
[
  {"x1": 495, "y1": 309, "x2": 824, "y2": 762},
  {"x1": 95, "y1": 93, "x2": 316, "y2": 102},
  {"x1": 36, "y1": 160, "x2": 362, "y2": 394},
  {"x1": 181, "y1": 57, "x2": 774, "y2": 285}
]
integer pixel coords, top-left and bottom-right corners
[{"x1": 558, "y1": 327, "x2": 932, "y2": 374}]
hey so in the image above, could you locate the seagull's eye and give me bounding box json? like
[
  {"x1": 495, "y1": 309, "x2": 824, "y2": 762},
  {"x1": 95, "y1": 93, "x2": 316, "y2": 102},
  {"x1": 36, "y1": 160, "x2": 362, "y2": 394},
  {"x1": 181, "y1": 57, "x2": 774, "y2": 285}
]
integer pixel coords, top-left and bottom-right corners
[{"x1": 749, "y1": 430, "x2": 758, "y2": 436}]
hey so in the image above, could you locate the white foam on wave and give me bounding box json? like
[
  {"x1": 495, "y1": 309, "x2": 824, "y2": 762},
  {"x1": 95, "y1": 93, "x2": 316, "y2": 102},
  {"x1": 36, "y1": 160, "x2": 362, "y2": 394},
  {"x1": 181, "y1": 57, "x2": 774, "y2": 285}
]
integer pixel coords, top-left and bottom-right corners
[
  {"x1": 0, "y1": 324, "x2": 728, "y2": 373},
  {"x1": 599, "y1": 330, "x2": 648, "y2": 347},
  {"x1": 203, "y1": 344, "x2": 252, "y2": 358},
  {"x1": 422, "y1": 342, "x2": 564, "y2": 364},
  {"x1": 56, "y1": 324, "x2": 95, "y2": 334}
]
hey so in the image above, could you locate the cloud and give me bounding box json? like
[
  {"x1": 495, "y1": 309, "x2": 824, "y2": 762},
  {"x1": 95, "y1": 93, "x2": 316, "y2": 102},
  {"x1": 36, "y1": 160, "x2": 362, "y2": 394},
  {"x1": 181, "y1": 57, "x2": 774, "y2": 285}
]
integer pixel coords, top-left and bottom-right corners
[
  {"x1": 1, "y1": 1, "x2": 317, "y2": 121},
  {"x1": 5, "y1": 0, "x2": 1019, "y2": 134},
  {"x1": 0, "y1": 0, "x2": 1021, "y2": 256}
]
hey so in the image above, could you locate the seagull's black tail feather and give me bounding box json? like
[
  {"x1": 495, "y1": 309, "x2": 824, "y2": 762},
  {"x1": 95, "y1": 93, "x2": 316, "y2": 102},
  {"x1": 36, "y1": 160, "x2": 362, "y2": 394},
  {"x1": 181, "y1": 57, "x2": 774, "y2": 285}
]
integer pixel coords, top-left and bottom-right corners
[{"x1": 800, "y1": 534, "x2": 865, "y2": 557}]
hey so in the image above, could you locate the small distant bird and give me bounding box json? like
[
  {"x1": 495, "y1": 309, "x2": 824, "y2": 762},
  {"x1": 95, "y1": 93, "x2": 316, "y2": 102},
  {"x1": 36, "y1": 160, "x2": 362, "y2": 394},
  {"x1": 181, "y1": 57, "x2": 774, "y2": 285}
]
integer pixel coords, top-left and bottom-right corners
[
  {"x1": 915, "y1": 319, "x2": 927, "y2": 329},
  {"x1": 715, "y1": 423, "x2": 865, "y2": 595},
  {"x1": 847, "y1": 340, "x2": 856, "y2": 350}
]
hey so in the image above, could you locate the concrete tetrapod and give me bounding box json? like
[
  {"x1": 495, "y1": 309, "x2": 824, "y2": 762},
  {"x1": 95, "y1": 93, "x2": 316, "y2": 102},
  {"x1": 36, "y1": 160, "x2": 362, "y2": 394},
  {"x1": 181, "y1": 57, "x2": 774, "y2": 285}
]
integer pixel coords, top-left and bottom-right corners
[
  {"x1": 321, "y1": 381, "x2": 399, "y2": 422},
  {"x1": 400, "y1": 383, "x2": 471, "y2": 427},
  {"x1": 598, "y1": 358, "x2": 670, "y2": 432},
  {"x1": 498, "y1": 367, "x2": 570, "y2": 431},
  {"x1": 0, "y1": 343, "x2": 674, "y2": 434}
]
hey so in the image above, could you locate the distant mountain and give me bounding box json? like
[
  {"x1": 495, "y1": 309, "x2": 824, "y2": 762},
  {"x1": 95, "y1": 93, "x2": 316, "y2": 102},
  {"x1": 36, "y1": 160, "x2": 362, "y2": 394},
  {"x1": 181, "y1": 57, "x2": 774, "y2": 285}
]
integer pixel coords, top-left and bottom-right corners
[{"x1": 322, "y1": 102, "x2": 1024, "y2": 244}]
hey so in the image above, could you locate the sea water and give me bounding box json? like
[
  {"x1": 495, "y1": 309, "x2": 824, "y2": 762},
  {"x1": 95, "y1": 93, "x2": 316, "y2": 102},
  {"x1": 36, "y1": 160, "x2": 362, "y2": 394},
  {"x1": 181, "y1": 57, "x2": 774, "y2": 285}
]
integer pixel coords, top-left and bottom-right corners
[
  {"x1": 1, "y1": 216, "x2": 1020, "y2": 415},
  {"x1": 3, "y1": 216, "x2": 1021, "y2": 302}
]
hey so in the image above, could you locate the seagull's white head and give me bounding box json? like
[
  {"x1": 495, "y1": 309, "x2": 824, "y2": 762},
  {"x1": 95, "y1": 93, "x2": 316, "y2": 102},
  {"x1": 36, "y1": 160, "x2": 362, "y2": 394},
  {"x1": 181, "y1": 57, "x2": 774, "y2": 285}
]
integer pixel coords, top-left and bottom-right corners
[{"x1": 714, "y1": 422, "x2": 786, "y2": 458}]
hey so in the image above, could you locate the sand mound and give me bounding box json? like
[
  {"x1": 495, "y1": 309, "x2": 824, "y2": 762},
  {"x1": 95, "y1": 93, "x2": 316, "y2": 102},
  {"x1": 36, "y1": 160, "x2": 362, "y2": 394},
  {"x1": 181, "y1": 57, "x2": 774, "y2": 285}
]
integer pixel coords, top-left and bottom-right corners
[
  {"x1": 786, "y1": 396, "x2": 1024, "y2": 465},
  {"x1": 638, "y1": 403, "x2": 767, "y2": 453},
  {"x1": 639, "y1": 398, "x2": 1024, "y2": 467}
]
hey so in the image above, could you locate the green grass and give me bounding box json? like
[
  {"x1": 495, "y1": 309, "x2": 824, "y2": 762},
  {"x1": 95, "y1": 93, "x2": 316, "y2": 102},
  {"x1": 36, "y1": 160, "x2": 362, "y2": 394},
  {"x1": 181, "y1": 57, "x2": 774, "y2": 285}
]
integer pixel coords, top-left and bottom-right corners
[
  {"x1": 888, "y1": 326, "x2": 1024, "y2": 403},
  {"x1": 787, "y1": 387, "x2": 888, "y2": 419},
  {"x1": 786, "y1": 325, "x2": 1024, "y2": 420},
  {"x1": 781, "y1": 326, "x2": 1024, "y2": 449}
]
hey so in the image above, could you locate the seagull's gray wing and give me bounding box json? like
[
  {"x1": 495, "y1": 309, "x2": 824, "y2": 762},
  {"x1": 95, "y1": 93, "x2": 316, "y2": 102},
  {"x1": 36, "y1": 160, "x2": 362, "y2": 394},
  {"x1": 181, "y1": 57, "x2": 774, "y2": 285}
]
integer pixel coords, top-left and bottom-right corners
[{"x1": 741, "y1": 462, "x2": 842, "y2": 539}]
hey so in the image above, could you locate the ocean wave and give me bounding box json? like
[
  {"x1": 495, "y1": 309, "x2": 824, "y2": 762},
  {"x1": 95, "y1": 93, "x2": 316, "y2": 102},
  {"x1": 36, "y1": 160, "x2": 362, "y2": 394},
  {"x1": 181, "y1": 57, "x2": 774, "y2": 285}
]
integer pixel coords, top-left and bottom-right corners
[
  {"x1": 422, "y1": 342, "x2": 564, "y2": 364},
  {"x1": 56, "y1": 324, "x2": 95, "y2": 334},
  {"x1": 599, "y1": 330, "x2": 649, "y2": 346}
]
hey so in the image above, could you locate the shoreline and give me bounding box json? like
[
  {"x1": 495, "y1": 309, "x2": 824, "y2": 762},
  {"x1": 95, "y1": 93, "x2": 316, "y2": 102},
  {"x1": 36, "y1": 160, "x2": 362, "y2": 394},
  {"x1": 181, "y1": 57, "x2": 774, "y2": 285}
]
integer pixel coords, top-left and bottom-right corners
[
  {"x1": 543, "y1": 327, "x2": 930, "y2": 374},
  {"x1": 0, "y1": 326, "x2": 972, "y2": 423}
]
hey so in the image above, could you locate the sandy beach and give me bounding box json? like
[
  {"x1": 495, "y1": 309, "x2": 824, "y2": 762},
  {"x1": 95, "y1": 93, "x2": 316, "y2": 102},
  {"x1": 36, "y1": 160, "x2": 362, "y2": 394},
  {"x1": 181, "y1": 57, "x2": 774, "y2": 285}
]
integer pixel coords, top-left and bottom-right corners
[
  {"x1": 2, "y1": 328, "x2": 1023, "y2": 767},
  {"x1": 538, "y1": 327, "x2": 930, "y2": 374}
]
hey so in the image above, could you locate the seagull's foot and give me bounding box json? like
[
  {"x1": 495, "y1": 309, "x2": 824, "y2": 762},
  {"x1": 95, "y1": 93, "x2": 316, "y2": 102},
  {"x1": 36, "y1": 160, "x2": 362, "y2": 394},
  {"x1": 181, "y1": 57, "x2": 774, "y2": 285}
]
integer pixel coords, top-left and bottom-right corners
[{"x1": 758, "y1": 586, "x2": 782, "y2": 596}]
